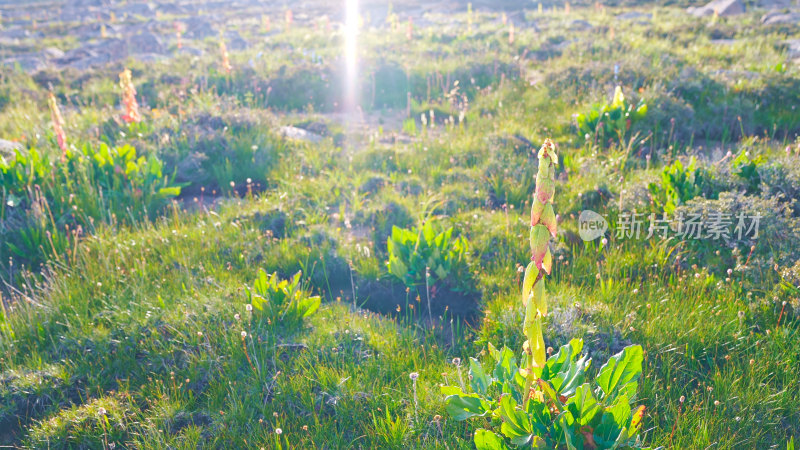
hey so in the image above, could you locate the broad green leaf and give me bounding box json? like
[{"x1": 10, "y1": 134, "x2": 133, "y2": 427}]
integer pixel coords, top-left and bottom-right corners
[
  {"x1": 566, "y1": 383, "x2": 600, "y2": 426},
  {"x1": 299, "y1": 296, "x2": 321, "y2": 317},
  {"x1": 593, "y1": 395, "x2": 632, "y2": 447},
  {"x1": 498, "y1": 395, "x2": 532, "y2": 442},
  {"x1": 552, "y1": 353, "x2": 590, "y2": 396},
  {"x1": 492, "y1": 346, "x2": 517, "y2": 384},
  {"x1": 536, "y1": 378, "x2": 564, "y2": 410},
  {"x1": 443, "y1": 388, "x2": 491, "y2": 421},
  {"x1": 474, "y1": 428, "x2": 509, "y2": 450},
  {"x1": 253, "y1": 268, "x2": 269, "y2": 297},
  {"x1": 469, "y1": 357, "x2": 492, "y2": 395},
  {"x1": 526, "y1": 397, "x2": 552, "y2": 436},
  {"x1": 596, "y1": 345, "x2": 643, "y2": 402},
  {"x1": 558, "y1": 412, "x2": 584, "y2": 450},
  {"x1": 542, "y1": 339, "x2": 583, "y2": 380}
]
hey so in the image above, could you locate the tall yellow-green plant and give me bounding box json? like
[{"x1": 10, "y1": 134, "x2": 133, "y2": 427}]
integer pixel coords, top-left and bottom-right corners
[
  {"x1": 522, "y1": 138, "x2": 558, "y2": 397},
  {"x1": 441, "y1": 139, "x2": 647, "y2": 449}
]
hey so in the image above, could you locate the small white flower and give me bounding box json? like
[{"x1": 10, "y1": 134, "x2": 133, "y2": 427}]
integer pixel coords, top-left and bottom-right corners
[
  {"x1": 633, "y1": 288, "x2": 639, "y2": 294},
  {"x1": 409, "y1": 372, "x2": 419, "y2": 381},
  {"x1": 601, "y1": 238, "x2": 608, "y2": 246},
  {"x1": 275, "y1": 428, "x2": 283, "y2": 435},
  {"x1": 241, "y1": 331, "x2": 247, "y2": 338},
  {"x1": 97, "y1": 407, "x2": 107, "y2": 416},
  {"x1": 234, "y1": 313, "x2": 241, "y2": 321},
  {"x1": 246, "y1": 304, "x2": 253, "y2": 312}
]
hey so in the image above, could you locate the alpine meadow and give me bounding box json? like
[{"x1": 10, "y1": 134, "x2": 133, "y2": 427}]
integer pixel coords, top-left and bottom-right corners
[{"x1": 1, "y1": 0, "x2": 799, "y2": 448}]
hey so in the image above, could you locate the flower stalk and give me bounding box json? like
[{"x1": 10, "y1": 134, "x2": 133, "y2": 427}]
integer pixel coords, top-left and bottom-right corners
[
  {"x1": 119, "y1": 69, "x2": 141, "y2": 123},
  {"x1": 47, "y1": 92, "x2": 68, "y2": 160},
  {"x1": 219, "y1": 36, "x2": 232, "y2": 74},
  {"x1": 522, "y1": 138, "x2": 558, "y2": 400}
]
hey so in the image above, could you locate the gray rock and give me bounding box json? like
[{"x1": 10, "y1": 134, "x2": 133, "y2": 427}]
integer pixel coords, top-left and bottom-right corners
[
  {"x1": 66, "y1": 54, "x2": 113, "y2": 70},
  {"x1": 157, "y1": 3, "x2": 188, "y2": 15},
  {"x1": 0, "y1": 139, "x2": 24, "y2": 160},
  {"x1": 116, "y1": 2, "x2": 156, "y2": 19},
  {"x1": 59, "y1": 8, "x2": 88, "y2": 23},
  {"x1": 757, "y1": 0, "x2": 793, "y2": 8},
  {"x1": 782, "y1": 39, "x2": 800, "y2": 59},
  {"x1": 616, "y1": 11, "x2": 652, "y2": 20},
  {"x1": 174, "y1": 152, "x2": 209, "y2": 185},
  {"x1": 179, "y1": 46, "x2": 204, "y2": 57},
  {"x1": 553, "y1": 39, "x2": 576, "y2": 52},
  {"x1": 224, "y1": 30, "x2": 249, "y2": 51},
  {"x1": 569, "y1": 19, "x2": 592, "y2": 31},
  {"x1": 128, "y1": 31, "x2": 165, "y2": 54},
  {"x1": 72, "y1": 22, "x2": 122, "y2": 40},
  {"x1": 2, "y1": 55, "x2": 46, "y2": 73},
  {"x1": 688, "y1": 0, "x2": 745, "y2": 17},
  {"x1": 55, "y1": 38, "x2": 128, "y2": 70},
  {"x1": 181, "y1": 17, "x2": 216, "y2": 40},
  {"x1": 278, "y1": 126, "x2": 322, "y2": 143},
  {"x1": 0, "y1": 27, "x2": 31, "y2": 42},
  {"x1": 42, "y1": 47, "x2": 65, "y2": 59},
  {"x1": 761, "y1": 12, "x2": 800, "y2": 25}
]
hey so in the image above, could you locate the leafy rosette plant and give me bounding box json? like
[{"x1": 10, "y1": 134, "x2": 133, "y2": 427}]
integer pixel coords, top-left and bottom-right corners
[
  {"x1": 575, "y1": 87, "x2": 647, "y2": 146},
  {"x1": 442, "y1": 139, "x2": 649, "y2": 449},
  {"x1": 387, "y1": 219, "x2": 474, "y2": 293},
  {"x1": 247, "y1": 269, "x2": 321, "y2": 329},
  {"x1": 647, "y1": 157, "x2": 712, "y2": 214}
]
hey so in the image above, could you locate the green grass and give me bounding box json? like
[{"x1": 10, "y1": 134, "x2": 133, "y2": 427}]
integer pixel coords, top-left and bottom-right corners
[{"x1": 1, "y1": 3, "x2": 799, "y2": 448}]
